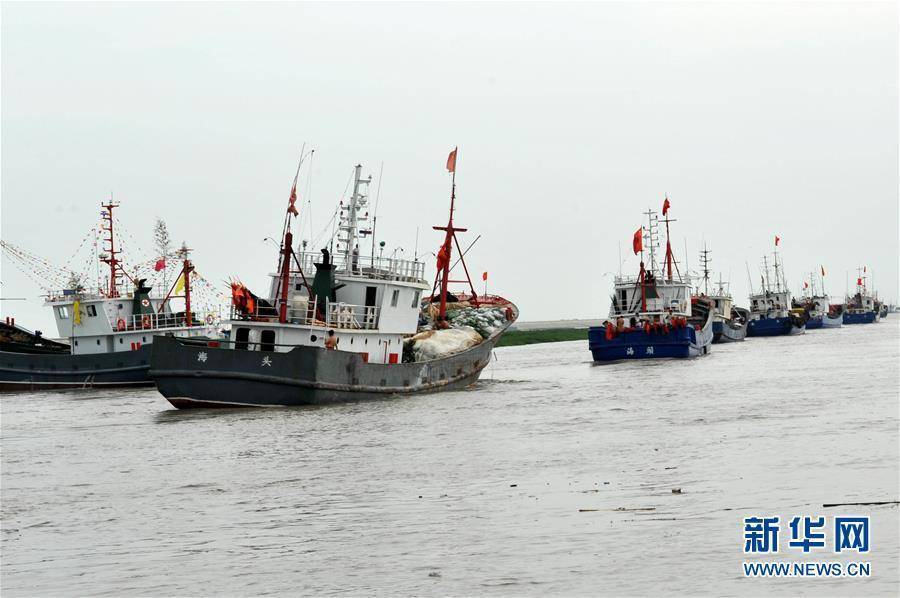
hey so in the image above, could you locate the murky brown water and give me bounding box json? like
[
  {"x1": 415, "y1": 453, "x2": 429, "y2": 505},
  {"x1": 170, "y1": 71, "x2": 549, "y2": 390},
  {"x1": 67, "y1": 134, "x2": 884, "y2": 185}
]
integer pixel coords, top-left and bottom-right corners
[{"x1": 2, "y1": 321, "x2": 898, "y2": 596}]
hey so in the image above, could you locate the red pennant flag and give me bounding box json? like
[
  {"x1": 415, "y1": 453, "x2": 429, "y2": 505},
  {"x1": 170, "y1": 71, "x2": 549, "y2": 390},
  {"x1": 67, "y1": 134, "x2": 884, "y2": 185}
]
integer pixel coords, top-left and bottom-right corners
[
  {"x1": 662, "y1": 197, "x2": 671, "y2": 215},
  {"x1": 482, "y1": 271, "x2": 488, "y2": 281},
  {"x1": 775, "y1": 235, "x2": 780, "y2": 246},
  {"x1": 821, "y1": 265, "x2": 826, "y2": 277},
  {"x1": 446, "y1": 147, "x2": 457, "y2": 173},
  {"x1": 857, "y1": 277, "x2": 863, "y2": 286},
  {"x1": 632, "y1": 228, "x2": 643, "y2": 255},
  {"x1": 803, "y1": 281, "x2": 809, "y2": 289},
  {"x1": 154, "y1": 258, "x2": 166, "y2": 272},
  {"x1": 287, "y1": 183, "x2": 299, "y2": 216}
]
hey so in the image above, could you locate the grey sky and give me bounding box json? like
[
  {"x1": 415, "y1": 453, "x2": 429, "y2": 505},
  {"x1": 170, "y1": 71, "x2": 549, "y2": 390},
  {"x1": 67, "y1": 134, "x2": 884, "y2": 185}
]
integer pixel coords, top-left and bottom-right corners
[{"x1": 2, "y1": 1, "x2": 897, "y2": 332}]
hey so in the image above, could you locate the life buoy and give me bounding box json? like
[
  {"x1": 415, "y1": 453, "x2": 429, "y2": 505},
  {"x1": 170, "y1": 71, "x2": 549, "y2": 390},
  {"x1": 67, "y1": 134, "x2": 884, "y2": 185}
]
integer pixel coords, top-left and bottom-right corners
[
  {"x1": 141, "y1": 315, "x2": 151, "y2": 328},
  {"x1": 206, "y1": 314, "x2": 215, "y2": 325},
  {"x1": 116, "y1": 318, "x2": 126, "y2": 331}
]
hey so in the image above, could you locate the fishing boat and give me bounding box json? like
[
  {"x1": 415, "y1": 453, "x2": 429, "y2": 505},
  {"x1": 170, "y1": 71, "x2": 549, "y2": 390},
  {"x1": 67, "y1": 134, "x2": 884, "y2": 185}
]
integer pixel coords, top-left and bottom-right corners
[
  {"x1": 696, "y1": 246, "x2": 749, "y2": 343},
  {"x1": 588, "y1": 199, "x2": 714, "y2": 361},
  {"x1": 0, "y1": 203, "x2": 216, "y2": 391},
  {"x1": 149, "y1": 149, "x2": 518, "y2": 408},
  {"x1": 843, "y1": 268, "x2": 879, "y2": 324},
  {"x1": 746, "y1": 240, "x2": 805, "y2": 337},
  {"x1": 792, "y1": 268, "x2": 841, "y2": 329}
]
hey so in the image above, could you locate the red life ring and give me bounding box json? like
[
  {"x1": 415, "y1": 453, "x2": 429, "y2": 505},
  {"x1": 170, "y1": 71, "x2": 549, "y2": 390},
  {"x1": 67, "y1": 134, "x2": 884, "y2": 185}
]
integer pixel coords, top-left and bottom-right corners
[
  {"x1": 141, "y1": 315, "x2": 151, "y2": 328},
  {"x1": 116, "y1": 318, "x2": 126, "y2": 331}
]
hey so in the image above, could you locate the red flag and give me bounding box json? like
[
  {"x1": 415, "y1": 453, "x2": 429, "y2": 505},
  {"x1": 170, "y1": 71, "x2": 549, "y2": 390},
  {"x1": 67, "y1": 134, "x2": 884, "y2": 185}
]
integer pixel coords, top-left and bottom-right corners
[
  {"x1": 446, "y1": 147, "x2": 457, "y2": 173},
  {"x1": 863, "y1": 265, "x2": 867, "y2": 273},
  {"x1": 857, "y1": 277, "x2": 863, "y2": 286},
  {"x1": 775, "y1": 235, "x2": 780, "y2": 246},
  {"x1": 821, "y1": 265, "x2": 826, "y2": 277},
  {"x1": 482, "y1": 271, "x2": 488, "y2": 281},
  {"x1": 287, "y1": 183, "x2": 299, "y2": 216},
  {"x1": 632, "y1": 228, "x2": 643, "y2": 255},
  {"x1": 154, "y1": 258, "x2": 166, "y2": 272},
  {"x1": 803, "y1": 281, "x2": 809, "y2": 289},
  {"x1": 662, "y1": 197, "x2": 671, "y2": 215}
]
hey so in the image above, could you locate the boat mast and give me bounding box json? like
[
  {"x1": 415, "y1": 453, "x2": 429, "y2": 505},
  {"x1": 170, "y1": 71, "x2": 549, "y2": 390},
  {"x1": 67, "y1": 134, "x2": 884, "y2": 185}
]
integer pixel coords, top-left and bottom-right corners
[
  {"x1": 100, "y1": 201, "x2": 122, "y2": 298},
  {"x1": 179, "y1": 243, "x2": 194, "y2": 327},
  {"x1": 432, "y1": 147, "x2": 478, "y2": 327},
  {"x1": 641, "y1": 208, "x2": 659, "y2": 277},
  {"x1": 699, "y1": 244, "x2": 711, "y2": 295},
  {"x1": 762, "y1": 255, "x2": 771, "y2": 293},
  {"x1": 772, "y1": 249, "x2": 782, "y2": 293},
  {"x1": 340, "y1": 165, "x2": 371, "y2": 273},
  {"x1": 661, "y1": 196, "x2": 676, "y2": 282}
]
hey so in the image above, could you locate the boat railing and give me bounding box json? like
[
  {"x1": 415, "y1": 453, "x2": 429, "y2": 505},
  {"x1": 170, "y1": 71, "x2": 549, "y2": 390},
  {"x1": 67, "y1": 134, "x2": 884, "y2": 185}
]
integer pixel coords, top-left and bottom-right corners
[
  {"x1": 44, "y1": 287, "x2": 113, "y2": 303},
  {"x1": 230, "y1": 297, "x2": 381, "y2": 330},
  {"x1": 295, "y1": 251, "x2": 426, "y2": 283},
  {"x1": 114, "y1": 312, "x2": 203, "y2": 332}
]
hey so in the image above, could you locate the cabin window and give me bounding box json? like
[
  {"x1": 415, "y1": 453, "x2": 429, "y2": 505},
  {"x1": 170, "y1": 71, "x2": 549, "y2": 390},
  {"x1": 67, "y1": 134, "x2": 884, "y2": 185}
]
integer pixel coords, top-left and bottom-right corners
[
  {"x1": 96, "y1": 339, "x2": 101, "y2": 346},
  {"x1": 411, "y1": 291, "x2": 420, "y2": 308},
  {"x1": 391, "y1": 290, "x2": 400, "y2": 307},
  {"x1": 74, "y1": 340, "x2": 79, "y2": 346},
  {"x1": 142, "y1": 336, "x2": 146, "y2": 343},
  {"x1": 260, "y1": 329, "x2": 276, "y2": 352},
  {"x1": 57, "y1": 306, "x2": 70, "y2": 319},
  {"x1": 86, "y1": 305, "x2": 97, "y2": 317},
  {"x1": 119, "y1": 338, "x2": 123, "y2": 344},
  {"x1": 235, "y1": 327, "x2": 250, "y2": 351}
]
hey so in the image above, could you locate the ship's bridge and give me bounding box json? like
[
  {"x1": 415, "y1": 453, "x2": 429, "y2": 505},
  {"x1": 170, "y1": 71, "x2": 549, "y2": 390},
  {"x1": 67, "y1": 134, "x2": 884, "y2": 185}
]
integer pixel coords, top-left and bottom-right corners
[{"x1": 609, "y1": 274, "x2": 693, "y2": 318}]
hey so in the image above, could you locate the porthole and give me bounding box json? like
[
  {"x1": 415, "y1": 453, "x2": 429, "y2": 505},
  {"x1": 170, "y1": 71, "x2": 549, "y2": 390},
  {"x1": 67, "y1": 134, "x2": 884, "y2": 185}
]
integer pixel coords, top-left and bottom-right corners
[{"x1": 310, "y1": 334, "x2": 318, "y2": 342}]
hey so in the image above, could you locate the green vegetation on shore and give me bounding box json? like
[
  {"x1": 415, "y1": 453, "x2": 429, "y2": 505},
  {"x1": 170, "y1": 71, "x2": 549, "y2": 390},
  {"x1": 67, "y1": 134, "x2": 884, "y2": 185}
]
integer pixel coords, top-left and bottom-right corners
[{"x1": 497, "y1": 327, "x2": 588, "y2": 347}]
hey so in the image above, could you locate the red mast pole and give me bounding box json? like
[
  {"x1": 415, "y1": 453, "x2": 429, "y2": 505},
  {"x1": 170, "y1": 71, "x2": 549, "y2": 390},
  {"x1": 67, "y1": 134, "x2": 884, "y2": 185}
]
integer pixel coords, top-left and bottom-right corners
[
  {"x1": 431, "y1": 147, "x2": 479, "y2": 327},
  {"x1": 278, "y1": 231, "x2": 293, "y2": 324},
  {"x1": 100, "y1": 201, "x2": 121, "y2": 297},
  {"x1": 182, "y1": 246, "x2": 194, "y2": 327}
]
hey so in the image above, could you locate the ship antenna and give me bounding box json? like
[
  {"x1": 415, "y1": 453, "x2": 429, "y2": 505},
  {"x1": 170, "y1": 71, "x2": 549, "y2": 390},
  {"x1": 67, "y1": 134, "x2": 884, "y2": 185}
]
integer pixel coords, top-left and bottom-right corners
[{"x1": 370, "y1": 162, "x2": 384, "y2": 266}]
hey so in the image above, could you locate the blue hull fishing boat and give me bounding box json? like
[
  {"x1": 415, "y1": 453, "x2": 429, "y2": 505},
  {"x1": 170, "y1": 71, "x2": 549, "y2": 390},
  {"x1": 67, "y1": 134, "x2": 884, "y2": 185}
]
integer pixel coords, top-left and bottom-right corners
[
  {"x1": 843, "y1": 268, "x2": 879, "y2": 325},
  {"x1": 843, "y1": 311, "x2": 876, "y2": 325},
  {"x1": 792, "y1": 268, "x2": 840, "y2": 331},
  {"x1": 746, "y1": 240, "x2": 805, "y2": 338},
  {"x1": 589, "y1": 198, "x2": 714, "y2": 362},
  {"x1": 747, "y1": 315, "x2": 805, "y2": 336},
  {"x1": 696, "y1": 246, "x2": 749, "y2": 344}
]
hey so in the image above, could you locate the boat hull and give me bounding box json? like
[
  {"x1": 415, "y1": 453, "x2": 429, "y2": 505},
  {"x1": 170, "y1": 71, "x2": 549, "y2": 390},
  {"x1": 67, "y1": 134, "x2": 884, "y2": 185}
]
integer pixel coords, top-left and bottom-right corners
[
  {"x1": 805, "y1": 315, "x2": 824, "y2": 330},
  {"x1": 588, "y1": 312, "x2": 714, "y2": 361},
  {"x1": 0, "y1": 346, "x2": 154, "y2": 392},
  {"x1": 821, "y1": 313, "x2": 843, "y2": 328},
  {"x1": 746, "y1": 316, "x2": 805, "y2": 337},
  {"x1": 712, "y1": 319, "x2": 748, "y2": 343},
  {"x1": 149, "y1": 332, "x2": 502, "y2": 408},
  {"x1": 843, "y1": 311, "x2": 876, "y2": 325}
]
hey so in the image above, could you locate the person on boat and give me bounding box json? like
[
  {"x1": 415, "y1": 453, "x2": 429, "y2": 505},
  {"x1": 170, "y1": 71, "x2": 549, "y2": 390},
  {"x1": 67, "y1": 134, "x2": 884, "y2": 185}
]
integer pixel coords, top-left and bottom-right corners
[{"x1": 324, "y1": 330, "x2": 337, "y2": 350}]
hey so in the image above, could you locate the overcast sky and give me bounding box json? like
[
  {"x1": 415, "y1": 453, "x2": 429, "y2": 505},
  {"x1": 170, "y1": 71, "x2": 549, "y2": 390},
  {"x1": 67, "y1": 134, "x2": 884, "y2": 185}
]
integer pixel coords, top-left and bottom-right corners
[{"x1": 2, "y1": 1, "x2": 897, "y2": 332}]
